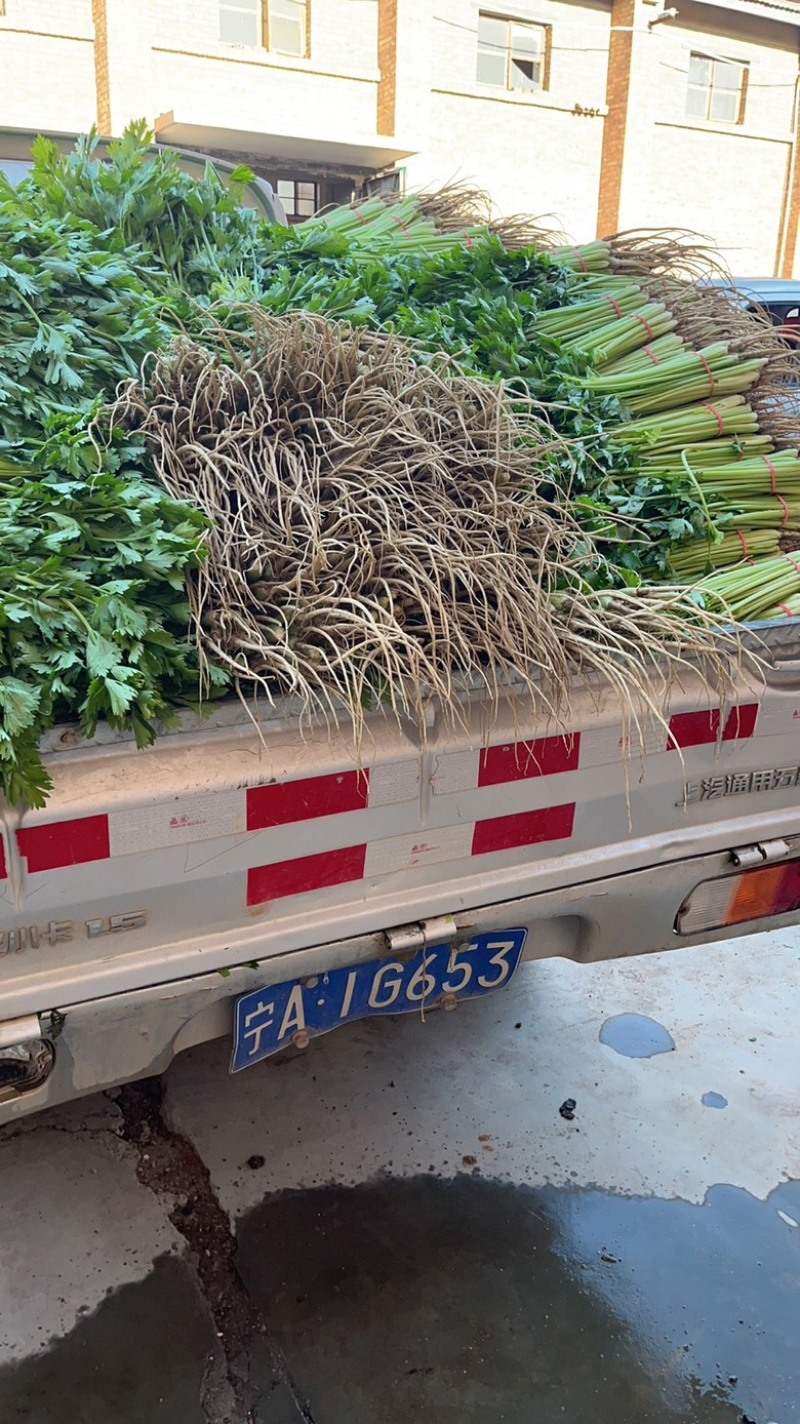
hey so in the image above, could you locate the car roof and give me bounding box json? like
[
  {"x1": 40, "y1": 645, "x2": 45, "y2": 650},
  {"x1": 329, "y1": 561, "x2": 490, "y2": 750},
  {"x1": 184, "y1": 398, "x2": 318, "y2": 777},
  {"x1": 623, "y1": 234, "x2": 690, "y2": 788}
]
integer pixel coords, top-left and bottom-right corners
[{"x1": 701, "y1": 277, "x2": 800, "y2": 304}]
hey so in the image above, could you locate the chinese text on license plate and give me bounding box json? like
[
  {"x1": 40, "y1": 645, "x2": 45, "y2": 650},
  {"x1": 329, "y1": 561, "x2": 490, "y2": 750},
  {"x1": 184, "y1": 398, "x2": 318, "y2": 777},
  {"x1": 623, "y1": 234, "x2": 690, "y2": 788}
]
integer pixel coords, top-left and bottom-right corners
[{"x1": 231, "y1": 928, "x2": 527, "y2": 1072}]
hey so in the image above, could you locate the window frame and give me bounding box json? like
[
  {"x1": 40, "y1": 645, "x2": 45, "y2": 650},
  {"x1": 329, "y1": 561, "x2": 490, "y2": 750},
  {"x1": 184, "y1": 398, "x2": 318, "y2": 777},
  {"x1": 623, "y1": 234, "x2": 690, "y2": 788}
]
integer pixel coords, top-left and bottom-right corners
[
  {"x1": 275, "y1": 177, "x2": 319, "y2": 220},
  {"x1": 263, "y1": 0, "x2": 310, "y2": 58},
  {"x1": 476, "y1": 12, "x2": 551, "y2": 96},
  {"x1": 218, "y1": 0, "x2": 310, "y2": 57},
  {"x1": 685, "y1": 51, "x2": 748, "y2": 126}
]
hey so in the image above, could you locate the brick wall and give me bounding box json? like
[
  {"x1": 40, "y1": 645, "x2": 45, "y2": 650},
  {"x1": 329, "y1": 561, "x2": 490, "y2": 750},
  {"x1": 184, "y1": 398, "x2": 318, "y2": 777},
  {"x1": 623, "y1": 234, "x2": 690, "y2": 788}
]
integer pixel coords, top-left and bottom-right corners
[
  {"x1": 0, "y1": 0, "x2": 95, "y2": 130},
  {"x1": 402, "y1": 0, "x2": 610, "y2": 238}
]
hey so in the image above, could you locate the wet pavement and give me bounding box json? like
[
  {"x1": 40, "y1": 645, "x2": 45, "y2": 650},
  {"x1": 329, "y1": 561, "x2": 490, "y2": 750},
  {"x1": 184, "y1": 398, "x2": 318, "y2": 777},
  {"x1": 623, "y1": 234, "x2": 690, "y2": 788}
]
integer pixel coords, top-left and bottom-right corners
[{"x1": 0, "y1": 927, "x2": 798, "y2": 1423}]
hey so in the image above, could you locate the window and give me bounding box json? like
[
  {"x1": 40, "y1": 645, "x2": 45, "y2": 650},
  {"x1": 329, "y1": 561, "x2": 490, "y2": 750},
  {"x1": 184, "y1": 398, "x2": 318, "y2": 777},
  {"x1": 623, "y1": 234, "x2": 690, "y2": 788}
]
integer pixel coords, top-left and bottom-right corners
[
  {"x1": 219, "y1": 0, "x2": 308, "y2": 56},
  {"x1": 267, "y1": 0, "x2": 307, "y2": 55},
  {"x1": 277, "y1": 179, "x2": 318, "y2": 218},
  {"x1": 686, "y1": 53, "x2": 747, "y2": 124},
  {"x1": 477, "y1": 13, "x2": 547, "y2": 93},
  {"x1": 219, "y1": 0, "x2": 260, "y2": 45}
]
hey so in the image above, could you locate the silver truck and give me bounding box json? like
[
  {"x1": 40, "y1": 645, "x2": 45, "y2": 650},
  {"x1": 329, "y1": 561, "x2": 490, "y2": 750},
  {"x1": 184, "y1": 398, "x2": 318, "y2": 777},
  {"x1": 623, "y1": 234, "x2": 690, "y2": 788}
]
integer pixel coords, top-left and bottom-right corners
[{"x1": 3, "y1": 618, "x2": 800, "y2": 1123}]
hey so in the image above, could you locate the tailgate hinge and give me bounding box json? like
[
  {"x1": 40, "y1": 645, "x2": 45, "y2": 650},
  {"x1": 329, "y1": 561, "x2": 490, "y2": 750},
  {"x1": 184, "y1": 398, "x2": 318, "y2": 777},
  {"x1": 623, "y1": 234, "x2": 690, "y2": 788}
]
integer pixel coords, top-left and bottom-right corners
[
  {"x1": 385, "y1": 914, "x2": 458, "y2": 956},
  {"x1": 730, "y1": 839, "x2": 790, "y2": 869}
]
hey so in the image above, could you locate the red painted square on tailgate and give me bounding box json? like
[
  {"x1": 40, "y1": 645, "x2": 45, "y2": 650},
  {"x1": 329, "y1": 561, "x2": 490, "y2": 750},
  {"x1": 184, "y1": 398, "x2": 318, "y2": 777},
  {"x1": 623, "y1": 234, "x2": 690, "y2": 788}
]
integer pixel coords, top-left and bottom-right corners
[
  {"x1": 668, "y1": 703, "x2": 758, "y2": 749},
  {"x1": 472, "y1": 803, "x2": 575, "y2": 856},
  {"x1": 479, "y1": 734, "x2": 579, "y2": 786},
  {"x1": 247, "y1": 770, "x2": 369, "y2": 831},
  {"x1": 17, "y1": 814, "x2": 110, "y2": 873},
  {"x1": 247, "y1": 844, "x2": 367, "y2": 907}
]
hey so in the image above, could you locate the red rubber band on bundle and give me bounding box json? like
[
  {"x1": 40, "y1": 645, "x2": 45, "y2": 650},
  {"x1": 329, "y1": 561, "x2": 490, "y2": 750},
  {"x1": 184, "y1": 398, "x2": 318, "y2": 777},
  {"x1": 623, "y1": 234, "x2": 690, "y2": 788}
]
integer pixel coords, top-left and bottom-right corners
[
  {"x1": 778, "y1": 603, "x2": 797, "y2": 617},
  {"x1": 784, "y1": 551, "x2": 800, "y2": 579},
  {"x1": 607, "y1": 297, "x2": 624, "y2": 318},
  {"x1": 736, "y1": 530, "x2": 750, "y2": 557},
  {"x1": 702, "y1": 402, "x2": 725, "y2": 433},
  {"x1": 762, "y1": 455, "x2": 779, "y2": 493},
  {"x1": 775, "y1": 493, "x2": 792, "y2": 528},
  {"x1": 465, "y1": 235, "x2": 474, "y2": 249},
  {"x1": 697, "y1": 352, "x2": 716, "y2": 394},
  {"x1": 391, "y1": 214, "x2": 412, "y2": 238},
  {"x1": 355, "y1": 208, "x2": 368, "y2": 225},
  {"x1": 635, "y1": 314, "x2": 656, "y2": 340},
  {"x1": 642, "y1": 344, "x2": 661, "y2": 365},
  {"x1": 574, "y1": 249, "x2": 589, "y2": 272}
]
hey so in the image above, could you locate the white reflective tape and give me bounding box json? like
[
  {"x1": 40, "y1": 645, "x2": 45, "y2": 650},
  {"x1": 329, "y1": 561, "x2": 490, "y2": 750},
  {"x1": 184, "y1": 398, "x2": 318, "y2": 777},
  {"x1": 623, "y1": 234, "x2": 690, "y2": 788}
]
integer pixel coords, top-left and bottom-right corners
[
  {"x1": 431, "y1": 749, "x2": 480, "y2": 795},
  {"x1": 364, "y1": 824, "x2": 475, "y2": 878},
  {"x1": 579, "y1": 720, "x2": 665, "y2": 768},
  {"x1": 109, "y1": 790, "x2": 247, "y2": 856},
  {"x1": 368, "y1": 760, "x2": 421, "y2": 807}
]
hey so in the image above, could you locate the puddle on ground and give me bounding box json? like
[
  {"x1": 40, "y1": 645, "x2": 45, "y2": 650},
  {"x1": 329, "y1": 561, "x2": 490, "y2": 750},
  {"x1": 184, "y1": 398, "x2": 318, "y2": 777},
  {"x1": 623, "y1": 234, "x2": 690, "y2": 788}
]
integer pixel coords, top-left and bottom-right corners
[
  {"x1": 238, "y1": 1173, "x2": 800, "y2": 1424},
  {"x1": 0, "y1": 1256, "x2": 212, "y2": 1424},
  {"x1": 702, "y1": 1092, "x2": 729, "y2": 1109},
  {"x1": 2, "y1": 1177, "x2": 797, "y2": 1424},
  {"x1": 599, "y1": 1012, "x2": 676, "y2": 1058}
]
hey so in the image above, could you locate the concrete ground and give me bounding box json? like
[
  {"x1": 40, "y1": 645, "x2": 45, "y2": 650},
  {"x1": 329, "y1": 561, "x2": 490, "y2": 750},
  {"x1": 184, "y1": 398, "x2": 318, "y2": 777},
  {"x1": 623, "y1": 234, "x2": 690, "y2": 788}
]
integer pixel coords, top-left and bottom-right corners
[{"x1": 0, "y1": 928, "x2": 798, "y2": 1424}]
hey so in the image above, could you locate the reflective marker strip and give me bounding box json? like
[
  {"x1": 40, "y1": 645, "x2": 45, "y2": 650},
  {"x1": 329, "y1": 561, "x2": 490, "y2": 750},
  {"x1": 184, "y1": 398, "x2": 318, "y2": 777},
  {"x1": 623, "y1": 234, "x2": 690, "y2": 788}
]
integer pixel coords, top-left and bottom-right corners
[
  {"x1": 247, "y1": 845, "x2": 367, "y2": 907},
  {"x1": 667, "y1": 703, "x2": 759, "y2": 750},
  {"x1": 16, "y1": 814, "x2": 111, "y2": 874},
  {"x1": 472, "y1": 803, "x2": 576, "y2": 856},
  {"x1": 247, "y1": 770, "x2": 368, "y2": 830},
  {"x1": 479, "y1": 734, "x2": 579, "y2": 785}
]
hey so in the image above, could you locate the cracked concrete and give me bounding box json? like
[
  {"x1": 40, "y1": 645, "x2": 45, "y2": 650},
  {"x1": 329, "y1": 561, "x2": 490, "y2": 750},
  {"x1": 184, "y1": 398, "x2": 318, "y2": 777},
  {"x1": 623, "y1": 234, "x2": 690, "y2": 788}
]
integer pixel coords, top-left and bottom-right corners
[{"x1": 0, "y1": 928, "x2": 798, "y2": 1423}]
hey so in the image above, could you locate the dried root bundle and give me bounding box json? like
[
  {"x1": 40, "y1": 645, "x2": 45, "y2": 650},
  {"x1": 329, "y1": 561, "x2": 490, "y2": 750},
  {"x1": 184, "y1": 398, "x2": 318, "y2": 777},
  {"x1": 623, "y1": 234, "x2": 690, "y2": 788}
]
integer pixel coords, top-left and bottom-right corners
[{"x1": 113, "y1": 309, "x2": 740, "y2": 739}]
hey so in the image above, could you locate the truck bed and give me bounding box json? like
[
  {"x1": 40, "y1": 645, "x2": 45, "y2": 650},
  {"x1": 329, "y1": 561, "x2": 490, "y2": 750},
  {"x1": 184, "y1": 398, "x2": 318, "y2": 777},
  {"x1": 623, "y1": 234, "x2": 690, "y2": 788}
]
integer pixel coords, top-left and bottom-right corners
[{"x1": 2, "y1": 620, "x2": 800, "y2": 1118}]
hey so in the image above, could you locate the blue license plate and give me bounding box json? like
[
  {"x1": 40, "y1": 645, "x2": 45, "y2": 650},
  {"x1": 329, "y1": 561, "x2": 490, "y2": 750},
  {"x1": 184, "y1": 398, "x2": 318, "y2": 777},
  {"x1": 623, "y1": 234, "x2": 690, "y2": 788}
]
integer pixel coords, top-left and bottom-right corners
[{"x1": 231, "y1": 927, "x2": 527, "y2": 1073}]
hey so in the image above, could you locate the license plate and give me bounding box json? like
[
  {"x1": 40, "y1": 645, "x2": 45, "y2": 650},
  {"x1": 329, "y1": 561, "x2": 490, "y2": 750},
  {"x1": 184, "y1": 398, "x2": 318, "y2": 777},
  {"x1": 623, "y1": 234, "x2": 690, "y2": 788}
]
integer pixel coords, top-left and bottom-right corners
[{"x1": 231, "y1": 927, "x2": 527, "y2": 1072}]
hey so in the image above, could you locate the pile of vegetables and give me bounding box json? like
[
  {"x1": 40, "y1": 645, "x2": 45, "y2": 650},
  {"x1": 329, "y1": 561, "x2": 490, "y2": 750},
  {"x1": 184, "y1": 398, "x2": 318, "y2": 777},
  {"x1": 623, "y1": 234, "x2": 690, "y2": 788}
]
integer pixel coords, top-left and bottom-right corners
[{"x1": 0, "y1": 126, "x2": 796, "y2": 805}]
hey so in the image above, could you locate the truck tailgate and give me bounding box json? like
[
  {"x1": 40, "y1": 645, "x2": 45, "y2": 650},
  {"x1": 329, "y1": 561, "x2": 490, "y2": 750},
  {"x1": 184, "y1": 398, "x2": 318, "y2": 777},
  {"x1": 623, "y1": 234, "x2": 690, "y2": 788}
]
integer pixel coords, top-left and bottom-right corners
[{"x1": 3, "y1": 634, "x2": 800, "y2": 1018}]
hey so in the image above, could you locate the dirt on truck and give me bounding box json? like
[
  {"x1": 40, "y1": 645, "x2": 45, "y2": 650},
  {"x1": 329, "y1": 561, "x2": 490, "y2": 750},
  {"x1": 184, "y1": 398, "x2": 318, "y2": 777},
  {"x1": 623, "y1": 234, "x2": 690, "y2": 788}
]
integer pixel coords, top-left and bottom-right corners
[{"x1": 2, "y1": 128, "x2": 800, "y2": 1121}]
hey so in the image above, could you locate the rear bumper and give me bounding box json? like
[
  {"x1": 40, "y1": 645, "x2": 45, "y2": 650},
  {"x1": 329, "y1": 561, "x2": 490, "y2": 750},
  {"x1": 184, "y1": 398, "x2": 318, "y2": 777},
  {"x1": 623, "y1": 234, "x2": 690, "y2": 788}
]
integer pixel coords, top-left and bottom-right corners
[{"x1": 2, "y1": 843, "x2": 796, "y2": 1125}]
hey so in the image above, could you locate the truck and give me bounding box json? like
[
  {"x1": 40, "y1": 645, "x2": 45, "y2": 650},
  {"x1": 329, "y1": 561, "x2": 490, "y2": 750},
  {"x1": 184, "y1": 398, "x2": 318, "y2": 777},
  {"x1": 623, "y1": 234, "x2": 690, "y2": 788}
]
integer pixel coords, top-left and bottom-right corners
[
  {"x1": 3, "y1": 139, "x2": 800, "y2": 1122},
  {"x1": 3, "y1": 612, "x2": 800, "y2": 1123}
]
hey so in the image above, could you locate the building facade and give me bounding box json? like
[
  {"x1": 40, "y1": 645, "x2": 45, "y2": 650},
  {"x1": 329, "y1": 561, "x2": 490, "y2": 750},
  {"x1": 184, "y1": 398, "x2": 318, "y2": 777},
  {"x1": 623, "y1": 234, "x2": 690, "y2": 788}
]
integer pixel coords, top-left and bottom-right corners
[{"x1": 2, "y1": 0, "x2": 800, "y2": 273}]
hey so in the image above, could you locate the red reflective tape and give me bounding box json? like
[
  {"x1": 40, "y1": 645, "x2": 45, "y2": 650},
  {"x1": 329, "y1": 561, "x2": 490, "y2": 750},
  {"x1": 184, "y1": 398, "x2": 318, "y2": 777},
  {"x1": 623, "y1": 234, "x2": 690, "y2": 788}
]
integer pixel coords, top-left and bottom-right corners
[
  {"x1": 479, "y1": 734, "x2": 580, "y2": 787},
  {"x1": 667, "y1": 709, "x2": 721, "y2": 749},
  {"x1": 702, "y1": 402, "x2": 725, "y2": 434},
  {"x1": 17, "y1": 814, "x2": 110, "y2": 873},
  {"x1": 697, "y1": 352, "x2": 716, "y2": 394},
  {"x1": 668, "y1": 704, "x2": 758, "y2": 749},
  {"x1": 247, "y1": 770, "x2": 368, "y2": 831},
  {"x1": 247, "y1": 844, "x2": 366, "y2": 907},
  {"x1": 472, "y1": 803, "x2": 575, "y2": 856},
  {"x1": 722, "y1": 703, "x2": 759, "y2": 741}
]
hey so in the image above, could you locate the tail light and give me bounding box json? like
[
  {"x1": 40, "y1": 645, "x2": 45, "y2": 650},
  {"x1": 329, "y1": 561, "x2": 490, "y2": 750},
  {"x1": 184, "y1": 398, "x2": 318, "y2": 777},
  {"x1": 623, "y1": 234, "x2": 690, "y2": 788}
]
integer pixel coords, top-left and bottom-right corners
[{"x1": 677, "y1": 855, "x2": 800, "y2": 935}]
